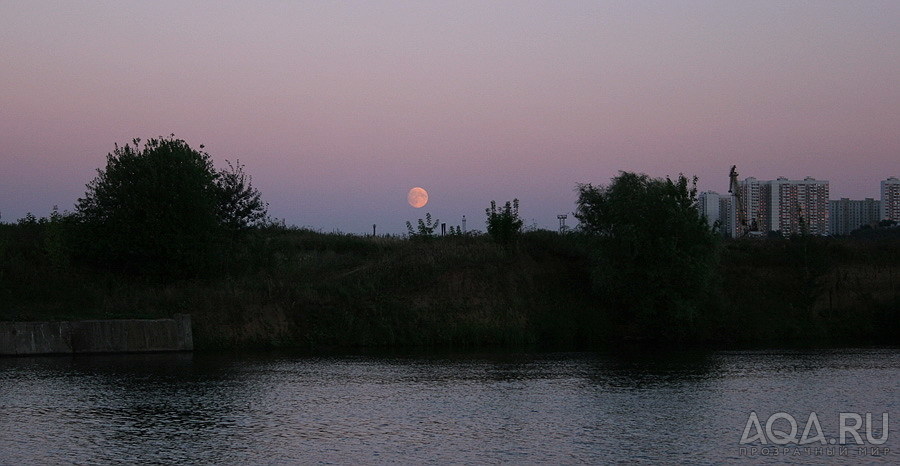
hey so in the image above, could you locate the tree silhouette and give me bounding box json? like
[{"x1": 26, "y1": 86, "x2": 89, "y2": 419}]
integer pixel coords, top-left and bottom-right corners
[
  {"x1": 216, "y1": 160, "x2": 268, "y2": 234},
  {"x1": 406, "y1": 212, "x2": 440, "y2": 238},
  {"x1": 75, "y1": 135, "x2": 267, "y2": 277},
  {"x1": 485, "y1": 199, "x2": 523, "y2": 245},
  {"x1": 575, "y1": 172, "x2": 718, "y2": 342}
]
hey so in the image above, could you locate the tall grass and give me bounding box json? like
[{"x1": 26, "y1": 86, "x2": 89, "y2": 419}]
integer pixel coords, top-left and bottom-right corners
[{"x1": 1, "y1": 219, "x2": 897, "y2": 350}]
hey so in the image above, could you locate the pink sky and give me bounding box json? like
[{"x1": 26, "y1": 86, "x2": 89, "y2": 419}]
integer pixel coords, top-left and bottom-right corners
[{"x1": 2, "y1": 1, "x2": 898, "y2": 233}]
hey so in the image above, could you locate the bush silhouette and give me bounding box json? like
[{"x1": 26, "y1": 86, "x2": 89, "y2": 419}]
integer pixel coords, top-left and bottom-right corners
[
  {"x1": 216, "y1": 160, "x2": 268, "y2": 235},
  {"x1": 575, "y1": 172, "x2": 718, "y2": 342},
  {"x1": 75, "y1": 136, "x2": 267, "y2": 278},
  {"x1": 485, "y1": 199, "x2": 523, "y2": 245},
  {"x1": 406, "y1": 212, "x2": 440, "y2": 239}
]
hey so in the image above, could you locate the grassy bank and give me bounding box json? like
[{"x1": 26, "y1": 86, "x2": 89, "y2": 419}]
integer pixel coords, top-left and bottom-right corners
[
  {"x1": 1, "y1": 221, "x2": 898, "y2": 350},
  {"x1": 718, "y1": 236, "x2": 900, "y2": 346},
  {"x1": 0, "y1": 224, "x2": 601, "y2": 349}
]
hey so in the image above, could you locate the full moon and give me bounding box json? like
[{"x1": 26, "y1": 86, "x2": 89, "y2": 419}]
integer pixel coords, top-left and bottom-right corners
[{"x1": 407, "y1": 187, "x2": 428, "y2": 208}]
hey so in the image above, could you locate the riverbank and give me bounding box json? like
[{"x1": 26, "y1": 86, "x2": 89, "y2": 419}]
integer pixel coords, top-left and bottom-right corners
[{"x1": 2, "y1": 224, "x2": 898, "y2": 350}]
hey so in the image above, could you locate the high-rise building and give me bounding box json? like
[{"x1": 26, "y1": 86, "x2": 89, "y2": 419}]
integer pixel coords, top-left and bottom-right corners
[
  {"x1": 697, "y1": 191, "x2": 720, "y2": 229},
  {"x1": 697, "y1": 191, "x2": 736, "y2": 237},
  {"x1": 737, "y1": 177, "x2": 765, "y2": 233},
  {"x1": 769, "y1": 177, "x2": 829, "y2": 235},
  {"x1": 718, "y1": 195, "x2": 736, "y2": 238},
  {"x1": 882, "y1": 177, "x2": 900, "y2": 222},
  {"x1": 737, "y1": 176, "x2": 830, "y2": 236},
  {"x1": 829, "y1": 198, "x2": 881, "y2": 235}
]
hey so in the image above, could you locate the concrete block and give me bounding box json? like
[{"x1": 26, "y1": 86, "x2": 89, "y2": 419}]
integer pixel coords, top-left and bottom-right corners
[{"x1": 0, "y1": 315, "x2": 192, "y2": 355}]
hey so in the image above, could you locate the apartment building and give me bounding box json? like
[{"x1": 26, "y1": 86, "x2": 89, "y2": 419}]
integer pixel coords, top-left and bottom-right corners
[
  {"x1": 829, "y1": 198, "x2": 881, "y2": 235},
  {"x1": 737, "y1": 177, "x2": 830, "y2": 236},
  {"x1": 882, "y1": 177, "x2": 900, "y2": 222},
  {"x1": 697, "y1": 191, "x2": 736, "y2": 237}
]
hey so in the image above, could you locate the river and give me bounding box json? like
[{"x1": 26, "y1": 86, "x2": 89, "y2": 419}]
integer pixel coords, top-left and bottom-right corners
[{"x1": 1, "y1": 348, "x2": 897, "y2": 463}]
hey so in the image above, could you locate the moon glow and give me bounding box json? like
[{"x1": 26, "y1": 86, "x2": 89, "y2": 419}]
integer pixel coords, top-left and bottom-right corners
[{"x1": 407, "y1": 187, "x2": 428, "y2": 208}]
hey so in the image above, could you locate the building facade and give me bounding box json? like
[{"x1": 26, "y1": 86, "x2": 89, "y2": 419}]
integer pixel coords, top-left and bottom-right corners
[
  {"x1": 829, "y1": 198, "x2": 881, "y2": 235},
  {"x1": 698, "y1": 191, "x2": 720, "y2": 230},
  {"x1": 737, "y1": 176, "x2": 830, "y2": 236},
  {"x1": 718, "y1": 194, "x2": 736, "y2": 238},
  {"x1": 737, "y1": 177, "x2": 765, "y2": 233},
  {"x1": 882, "y1": 177, "x2": 900, "y2": 222},
  {"x1": 769, "y1": 177, "x2": 829, "y2": 235},
  {"x1": 697, "y1": 191, "x2": 736, "y2": 237}
]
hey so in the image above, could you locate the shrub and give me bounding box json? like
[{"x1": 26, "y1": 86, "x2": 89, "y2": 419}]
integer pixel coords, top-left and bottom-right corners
[
  {"x1": 216, "y1": 160, "x2": 268, "y2": 235},
  {"x1": 575, "y1": 172, "x2": 718, "y2": 342},
  {"x1": 75, "y1": 135, "x2": 267, "y2": 278},
  {"x1": 406, "y1": 212, "x2": 440, "y2": 239},
  {"x1": 485, "y1": 199, "x2": 523, "y2": 245}
]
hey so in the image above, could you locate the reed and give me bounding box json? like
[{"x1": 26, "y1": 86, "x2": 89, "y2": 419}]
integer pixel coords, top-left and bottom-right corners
[{"x1": 1, "y1": 220, "x2": 897, "y2": 350}]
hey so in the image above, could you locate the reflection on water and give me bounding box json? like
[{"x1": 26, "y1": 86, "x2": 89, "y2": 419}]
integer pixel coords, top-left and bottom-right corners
[{"x1": 0, "y1": 349, "x2": 897, "y2": 463}]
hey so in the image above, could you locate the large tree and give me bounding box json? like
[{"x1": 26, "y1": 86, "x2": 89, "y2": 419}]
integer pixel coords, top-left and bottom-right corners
[
  {"x1": 575, "y1": 172, "x2": 718, "y2": 342},
  {"x1": 76, "y1": 135, "x2": 267, "y2": 277}
]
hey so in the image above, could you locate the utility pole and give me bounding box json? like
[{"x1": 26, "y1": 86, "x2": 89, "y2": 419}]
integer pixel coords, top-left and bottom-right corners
[
  {"x1": 462, "y1": 215, "x2": 466, "y2": 234},
  {"x1": 557, "y1": 214, "x2": 568, "y2": 233},
  {"x1": 372, "y1": 224, "x2": 376, "y2": 237}
]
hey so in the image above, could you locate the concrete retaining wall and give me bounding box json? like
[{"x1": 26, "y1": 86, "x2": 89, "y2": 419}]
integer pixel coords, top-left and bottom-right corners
[{"x1": 0, "y1": 314, "x2": 192, "y2": 355}]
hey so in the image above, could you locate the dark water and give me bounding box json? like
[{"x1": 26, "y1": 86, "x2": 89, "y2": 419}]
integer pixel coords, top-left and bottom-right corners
[{"x1": 0, "y1": 349, "x2": 897, "y2": 464}]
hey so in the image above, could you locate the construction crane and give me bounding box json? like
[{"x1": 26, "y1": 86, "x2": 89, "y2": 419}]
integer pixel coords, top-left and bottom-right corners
[
  {"x1": 728, "y1": 165, "x2": 748, "y2": 237},
  {"x1": 728, "y1": 165, "x2": 763, "y2": 236}
]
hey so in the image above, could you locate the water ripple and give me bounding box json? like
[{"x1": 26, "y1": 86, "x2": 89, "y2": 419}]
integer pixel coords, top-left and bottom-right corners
[{"x1": 0, "y1": 350, "x2": 897, "y2": 463}]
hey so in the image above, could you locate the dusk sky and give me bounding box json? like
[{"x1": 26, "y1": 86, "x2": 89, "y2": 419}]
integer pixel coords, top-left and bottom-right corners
[{"x1": 2, "y1": 1, "x2": 898, "y2": 233}]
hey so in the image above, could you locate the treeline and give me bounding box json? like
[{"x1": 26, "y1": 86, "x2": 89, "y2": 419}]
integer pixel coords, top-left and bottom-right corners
[{"x1": 0, "y1": 137, "x2": 898, "y2": 349}]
